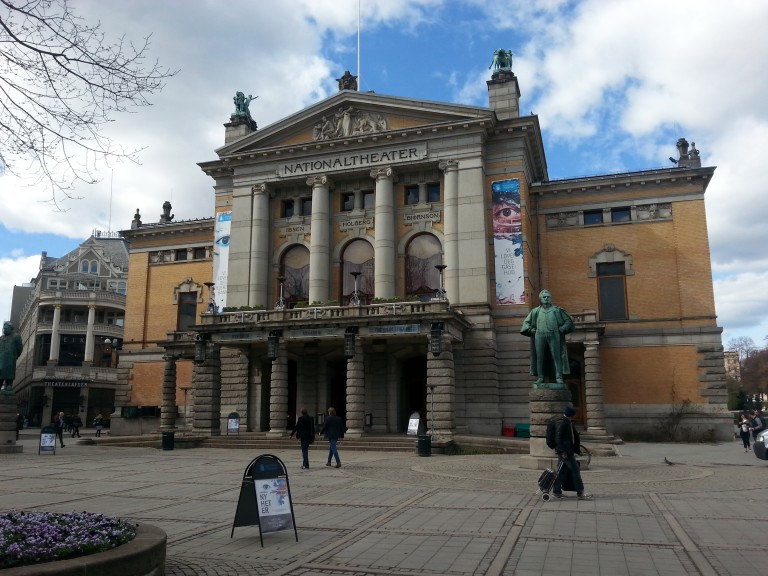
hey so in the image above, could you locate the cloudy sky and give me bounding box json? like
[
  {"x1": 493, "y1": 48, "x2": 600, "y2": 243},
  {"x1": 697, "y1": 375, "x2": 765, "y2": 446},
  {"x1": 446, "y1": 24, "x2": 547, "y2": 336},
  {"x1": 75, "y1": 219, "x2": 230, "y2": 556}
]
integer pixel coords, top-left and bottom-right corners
[{"x1": 1, "y1": 0, "x2": 767, "y2": 347}]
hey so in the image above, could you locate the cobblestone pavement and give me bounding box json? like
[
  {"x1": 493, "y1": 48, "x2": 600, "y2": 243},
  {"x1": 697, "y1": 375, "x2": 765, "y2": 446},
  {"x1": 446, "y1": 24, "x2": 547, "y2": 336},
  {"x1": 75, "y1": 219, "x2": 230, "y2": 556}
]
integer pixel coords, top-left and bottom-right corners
[{"x1": 2, "y1": 432, "x2": 767, "y2": 575}]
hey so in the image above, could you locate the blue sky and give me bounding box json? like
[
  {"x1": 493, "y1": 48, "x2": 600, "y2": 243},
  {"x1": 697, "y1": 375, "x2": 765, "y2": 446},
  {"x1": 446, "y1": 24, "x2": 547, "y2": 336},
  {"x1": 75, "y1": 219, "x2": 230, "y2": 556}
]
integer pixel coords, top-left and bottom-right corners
[{"x1": 1, "y1": 0, "x2": 767, "y2": 348}]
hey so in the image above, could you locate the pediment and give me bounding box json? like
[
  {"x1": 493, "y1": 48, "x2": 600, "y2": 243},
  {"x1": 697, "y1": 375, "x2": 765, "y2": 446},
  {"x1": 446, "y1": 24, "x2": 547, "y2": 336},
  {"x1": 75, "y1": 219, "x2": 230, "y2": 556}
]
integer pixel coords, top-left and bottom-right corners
[{"x1": 216, "y1": 90, "x2": 493, "y2": 156}]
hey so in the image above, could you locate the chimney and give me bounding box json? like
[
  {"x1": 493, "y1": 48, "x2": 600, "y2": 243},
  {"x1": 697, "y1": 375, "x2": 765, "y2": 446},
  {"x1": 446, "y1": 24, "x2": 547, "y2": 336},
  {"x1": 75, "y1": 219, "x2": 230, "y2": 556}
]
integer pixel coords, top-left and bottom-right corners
[{"x1": 487, "y1": 70, "x2": 521, "y2": 121}]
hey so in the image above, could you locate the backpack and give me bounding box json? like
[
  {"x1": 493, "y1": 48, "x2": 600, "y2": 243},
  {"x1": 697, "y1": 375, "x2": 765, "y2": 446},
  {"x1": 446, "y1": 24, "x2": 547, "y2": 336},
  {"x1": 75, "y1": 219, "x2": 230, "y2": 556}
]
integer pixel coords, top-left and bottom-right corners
[{"x1": 546, "y1": 418, "x2": 558, "y2": 449}]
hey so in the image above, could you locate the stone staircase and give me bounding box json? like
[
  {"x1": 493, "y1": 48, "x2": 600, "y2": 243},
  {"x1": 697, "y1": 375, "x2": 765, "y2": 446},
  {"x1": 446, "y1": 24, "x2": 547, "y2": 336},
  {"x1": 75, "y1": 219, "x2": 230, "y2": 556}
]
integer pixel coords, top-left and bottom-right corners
[{"x1": 200, "y1": 433, "x2": 419, "y2": 452}]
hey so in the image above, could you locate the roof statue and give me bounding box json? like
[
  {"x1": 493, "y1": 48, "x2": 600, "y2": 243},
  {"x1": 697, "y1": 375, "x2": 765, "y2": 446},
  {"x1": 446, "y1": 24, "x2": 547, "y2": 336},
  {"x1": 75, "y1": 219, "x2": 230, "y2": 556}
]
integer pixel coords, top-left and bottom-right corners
[
  {"x1": 131, "y1": 208, "x2": 142, "y2": 229},
  {"x1": 490, "y1": 49, "x2": 513, "y2": 73},
  {"x1": 671, "y1": 138, "x2": 702, "y2": 169},
  {"x1": 337, "y1": 71, "x2": 358, "y2": 91},
  {"x1": 160, "y1": 201, "x2": 174, "y2": 223},
  {"x1": 233, "y1": 91, "x2": 257, "y2": 119}
]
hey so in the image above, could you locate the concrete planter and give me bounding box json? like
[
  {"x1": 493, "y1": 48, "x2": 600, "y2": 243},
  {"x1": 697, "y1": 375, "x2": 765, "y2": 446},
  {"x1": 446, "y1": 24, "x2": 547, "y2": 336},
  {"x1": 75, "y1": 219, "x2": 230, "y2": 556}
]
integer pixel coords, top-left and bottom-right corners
[{"x1": 1, "y1": 524, "x2": 166, "y2": 576}]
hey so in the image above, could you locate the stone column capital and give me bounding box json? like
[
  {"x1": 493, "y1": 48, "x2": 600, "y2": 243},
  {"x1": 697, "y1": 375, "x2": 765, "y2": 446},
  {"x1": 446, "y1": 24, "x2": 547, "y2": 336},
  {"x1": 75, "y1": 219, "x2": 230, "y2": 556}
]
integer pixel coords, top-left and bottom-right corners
[
  {"x1": 370, "y1": 166, "x2": 394, "y2": 181},
  {"x1": 438, "y1": 160, "x2": 459, "y2": 173},
  {"x1": 306, "y1": 175, "x2": 331, "y2": 188},
  {"x1": 252, "y1": 183, "x2": 268, "y2": 195}
]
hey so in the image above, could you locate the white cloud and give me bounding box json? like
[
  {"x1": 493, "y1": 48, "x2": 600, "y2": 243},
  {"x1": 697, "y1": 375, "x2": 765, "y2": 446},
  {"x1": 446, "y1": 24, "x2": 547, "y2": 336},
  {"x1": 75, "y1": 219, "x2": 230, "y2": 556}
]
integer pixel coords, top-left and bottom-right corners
[{"x1": 0, "y1": 254, "x2": 40, "y2": 323}]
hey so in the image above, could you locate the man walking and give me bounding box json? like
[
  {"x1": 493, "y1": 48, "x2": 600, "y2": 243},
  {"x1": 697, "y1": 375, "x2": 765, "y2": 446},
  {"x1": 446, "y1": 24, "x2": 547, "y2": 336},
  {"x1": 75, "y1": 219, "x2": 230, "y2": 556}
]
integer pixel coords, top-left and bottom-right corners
[{"x1": 552, "y1": 406, "x2": 591, "y2": 499}]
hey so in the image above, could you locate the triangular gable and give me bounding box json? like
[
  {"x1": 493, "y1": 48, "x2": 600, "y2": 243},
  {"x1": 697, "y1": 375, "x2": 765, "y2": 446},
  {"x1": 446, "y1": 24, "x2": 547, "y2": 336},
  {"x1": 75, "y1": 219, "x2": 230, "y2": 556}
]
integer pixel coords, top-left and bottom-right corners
[{"x1": 217, "y1": 90, "x2": 493, "y2": 156}]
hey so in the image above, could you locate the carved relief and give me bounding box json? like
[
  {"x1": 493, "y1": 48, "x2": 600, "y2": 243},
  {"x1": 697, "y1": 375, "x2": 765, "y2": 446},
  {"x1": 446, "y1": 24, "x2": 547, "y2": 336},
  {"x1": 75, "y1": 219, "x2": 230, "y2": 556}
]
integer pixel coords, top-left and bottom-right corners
[
  {"x1": 546, "y1": 211, "x2": 579, "y2": 228},
  {"x1": 312, "y1": 107, "x2": 388, "y2": 141},
  {"x1": 636, "y1": 203, "x2": 672, "y2": 220}
]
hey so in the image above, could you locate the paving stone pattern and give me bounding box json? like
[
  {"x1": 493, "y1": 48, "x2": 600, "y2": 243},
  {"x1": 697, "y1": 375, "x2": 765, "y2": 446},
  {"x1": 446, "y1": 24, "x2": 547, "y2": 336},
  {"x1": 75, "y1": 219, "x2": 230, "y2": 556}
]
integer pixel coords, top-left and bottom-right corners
[{"x1": 1, "y1": 433, "x2": 767, "y2": 575}]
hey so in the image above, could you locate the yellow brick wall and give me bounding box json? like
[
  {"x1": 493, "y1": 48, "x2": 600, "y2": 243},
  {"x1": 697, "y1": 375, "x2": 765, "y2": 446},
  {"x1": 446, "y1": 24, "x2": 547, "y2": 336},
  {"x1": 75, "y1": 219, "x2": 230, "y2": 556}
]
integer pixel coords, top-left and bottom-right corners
[
  {"x1": 601, "y1": 346, "x2": 704, "y2": 404},
  {"x1": 126, "y1": 359, "x2": 195, "y2": 407},
  {"x1": 124, "y1": 253, "x2": 149, "y2": 345}
]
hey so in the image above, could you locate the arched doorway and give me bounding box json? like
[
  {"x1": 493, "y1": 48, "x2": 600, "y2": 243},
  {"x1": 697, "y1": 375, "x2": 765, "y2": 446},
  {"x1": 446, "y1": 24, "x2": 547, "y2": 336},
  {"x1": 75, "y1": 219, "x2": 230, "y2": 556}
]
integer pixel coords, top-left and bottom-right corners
[{"x1": 405, "y1": 233, "x2": 443, "y2": 299}]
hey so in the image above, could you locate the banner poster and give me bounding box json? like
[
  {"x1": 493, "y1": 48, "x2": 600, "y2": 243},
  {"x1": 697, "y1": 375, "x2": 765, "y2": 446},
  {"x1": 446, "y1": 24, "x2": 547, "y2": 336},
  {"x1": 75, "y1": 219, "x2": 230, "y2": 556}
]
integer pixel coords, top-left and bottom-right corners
[
  {"x1": 213, "y1": 211, "x2": 232, "y2": 310},
  {"x1": 492, "y1": 179, "x2": 525, "y2": 305},
  {"x1": 255, "y1": 478, "x2": 293, "y2": 534}
]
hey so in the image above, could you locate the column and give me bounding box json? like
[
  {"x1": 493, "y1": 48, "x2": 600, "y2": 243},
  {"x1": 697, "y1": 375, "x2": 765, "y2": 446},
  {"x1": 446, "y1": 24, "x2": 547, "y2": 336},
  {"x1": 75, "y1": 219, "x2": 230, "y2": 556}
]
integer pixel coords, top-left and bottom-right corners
[
  {"x1": 584, "y1": 341, "x2": 607, "y2": 433},
  {"x1": 250, "y1": 183, "x2": 270, "y2": 307},
  {"x1": 308, "y1": 176, "x2": 331, "y2": 304},
  {"x1": 418, "y1": 182, "x2": 427, "y2": 204},
  {"x1": 160, "y1": 355, "x2": 177, "y2": 431},
  {"x1": 439, "y1": 160, "x2": 459, "y2": 304},
  {"x1": 83, "y1": 305, "x2": 96, "y2": 363},
  {"x1": 192, "y1": 344, "x2": 222, "y2": 435},
  {"x1": 344, "y1": 340, "x2": 365, "y2": 438},
  {"x1": 371, "y1": 167, "x2": 395, "y2": 298},
  {"x1": 48, "y1": 305, "x2": 61, "y2": 363},
  {"x1": 267, "y1": 347, "x2": 288, "y2": 438},
  {"x1": 426, "y1": 336, "x2": 455, "y2": 442}
]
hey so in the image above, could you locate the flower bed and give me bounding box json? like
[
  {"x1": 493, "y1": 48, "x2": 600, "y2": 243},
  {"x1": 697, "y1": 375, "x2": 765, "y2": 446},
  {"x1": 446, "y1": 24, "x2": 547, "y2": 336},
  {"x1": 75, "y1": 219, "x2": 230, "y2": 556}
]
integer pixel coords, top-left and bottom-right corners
[{"x1": 0, "y1": 511, "x2": 135, "y2": 570}]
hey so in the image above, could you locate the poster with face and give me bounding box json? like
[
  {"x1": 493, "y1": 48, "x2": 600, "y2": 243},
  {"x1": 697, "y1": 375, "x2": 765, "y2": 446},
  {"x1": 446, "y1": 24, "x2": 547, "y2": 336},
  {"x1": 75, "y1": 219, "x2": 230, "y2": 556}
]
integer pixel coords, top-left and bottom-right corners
[
  {"x1": 492, "y1": 179, "x2": 525, "y2": 305},
  {"x1": 212, "y1": 211, "x2": 232, "y2": 310}
]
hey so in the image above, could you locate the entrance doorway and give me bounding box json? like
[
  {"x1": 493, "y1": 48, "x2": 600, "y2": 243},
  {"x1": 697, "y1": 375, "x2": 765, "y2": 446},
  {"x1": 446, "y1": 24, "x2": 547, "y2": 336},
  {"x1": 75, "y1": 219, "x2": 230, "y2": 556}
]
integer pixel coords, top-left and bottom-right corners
[
  {"x1": 327, "y1": 359, "x2": 347, "y2": 422},
  {"x1": 400, "y1": 356, "x2": 427, "y2": 432}
]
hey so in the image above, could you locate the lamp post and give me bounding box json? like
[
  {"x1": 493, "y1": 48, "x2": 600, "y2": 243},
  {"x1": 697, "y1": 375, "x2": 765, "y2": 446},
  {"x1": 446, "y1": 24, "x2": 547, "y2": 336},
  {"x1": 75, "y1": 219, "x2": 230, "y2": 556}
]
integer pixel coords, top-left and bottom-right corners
[
  {"x1": 344, "y1": 326, "x2": 359, "y2": 358},
  {"x1": 275, "y1": 276, "x2": 286, "y2": 310},
  {"x1": 350, "y1": 271, "x2": 361, "y2": 306},
  {"x1": 204, "y1": 282, "x2": 216, "y2": 314},
  {"x1": 267, "y1": 330, "x2": 282, "y2": 361},
  {"x1": 434, "y1": 264, "x2": 447, "y2": 300}
]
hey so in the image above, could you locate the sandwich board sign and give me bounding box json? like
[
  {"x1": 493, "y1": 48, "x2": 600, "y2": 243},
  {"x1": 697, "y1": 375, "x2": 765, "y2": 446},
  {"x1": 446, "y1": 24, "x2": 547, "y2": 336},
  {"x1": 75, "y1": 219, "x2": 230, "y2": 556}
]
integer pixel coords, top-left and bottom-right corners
[
  {"x1": 230, "y1": 454, "x2": 298, "y2": 546},
  {"x1": 39, "y1": 426, "x2": 56, "y2": 455},
  {"x1": 407, "y1": 411, "x2": 421, "y2": 435}
]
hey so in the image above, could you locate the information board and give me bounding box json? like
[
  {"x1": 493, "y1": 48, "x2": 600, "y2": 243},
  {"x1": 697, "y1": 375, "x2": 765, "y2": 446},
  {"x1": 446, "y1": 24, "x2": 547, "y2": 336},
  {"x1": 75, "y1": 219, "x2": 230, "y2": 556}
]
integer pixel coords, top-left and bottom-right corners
[
  {"x1": 407, "y1": 411, "x2": 420, "y2": 436},
  {"x1": 231, "y1": 454, "x2": 298, "y2": 546},
  {"x1": 227, "y1": 412, "x2": 240, "y2": 435},
  {"x1": 39, "y1": 426, "x2": 56, "y2": 455}
]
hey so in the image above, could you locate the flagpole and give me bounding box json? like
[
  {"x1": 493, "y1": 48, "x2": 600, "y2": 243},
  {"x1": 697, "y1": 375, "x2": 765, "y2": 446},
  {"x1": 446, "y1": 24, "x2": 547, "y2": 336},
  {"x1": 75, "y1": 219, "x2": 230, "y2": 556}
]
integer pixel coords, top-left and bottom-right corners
[{"x1": 357, "y1": 0, "x2": 361, "y2": 91}]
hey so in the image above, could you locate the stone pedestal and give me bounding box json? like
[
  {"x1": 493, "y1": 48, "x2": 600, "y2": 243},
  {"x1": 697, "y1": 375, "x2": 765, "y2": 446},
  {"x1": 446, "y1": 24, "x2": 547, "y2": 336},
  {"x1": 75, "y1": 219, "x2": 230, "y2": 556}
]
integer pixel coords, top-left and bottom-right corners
[
  {"x1": 0, "y1": 389, "x2": 22, "y2": 453},
  {"x1": 520, "y1": 386, "x2": 571, "y2": 470}
]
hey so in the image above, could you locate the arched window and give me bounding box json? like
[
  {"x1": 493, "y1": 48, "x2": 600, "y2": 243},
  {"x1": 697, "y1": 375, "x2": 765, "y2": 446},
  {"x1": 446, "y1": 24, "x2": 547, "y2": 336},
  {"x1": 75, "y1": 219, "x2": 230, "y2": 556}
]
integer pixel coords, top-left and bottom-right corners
[
  {"x1": 80, "y1": 260, "x2": 89, "y2": 273},
  {"x1": 405, "y1": 234, "x2": 442, "y2": 298},
  {"x1": 89, "y1": 260, "x2": 98, "y2": 274},
  {"x1": 341, "y1": 239, "x2": 374, "y2": 305},
  {"x1": 281, "y1": 245, "x2": 310, "y2": 307}
]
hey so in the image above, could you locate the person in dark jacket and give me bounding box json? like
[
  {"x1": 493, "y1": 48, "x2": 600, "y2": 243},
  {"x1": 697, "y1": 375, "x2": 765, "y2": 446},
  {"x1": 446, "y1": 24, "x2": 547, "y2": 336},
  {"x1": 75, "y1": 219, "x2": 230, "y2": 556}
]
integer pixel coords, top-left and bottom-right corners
[
  {"x1": 290, "y1": 407, "x2": 315, "y2": 469},
  {"x1": 53, "y1": 412, "x2": 65, "y2": 448},
  {"x1": 552, "y1": 406, "x2": 591, "y2": 499},
  {"x1": 319, "y1": 407, "x2": 344, "y2": 468},
  {"x1": 71, "y1": 414, "x2": 82, "y2": 438}
]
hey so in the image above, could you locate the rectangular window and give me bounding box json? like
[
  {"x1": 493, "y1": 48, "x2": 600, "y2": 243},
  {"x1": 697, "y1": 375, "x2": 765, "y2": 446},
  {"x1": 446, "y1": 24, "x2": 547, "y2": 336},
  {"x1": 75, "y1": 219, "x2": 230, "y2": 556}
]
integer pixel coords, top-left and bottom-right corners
[
  {"x1": 301, "y1": 197, "x2": 312, "y2": 216},
  {"x1": 584, "y1": 210, "x2": 604, "y2": 225},
  {"x1": 611, "y1": 207, "x2": 631, "y2": 223},
  {"x1": 405, "y1": 185, "x2": 419, "y2": 205},
  {"x1": 427, "y1": 183, "x2": 441, "y2": 203},
  {"x1": 341, "y1": 193, "x2": 354, "y2": 212},
  {"x1": 362, "y1": 191, "x2": 374, "y2": 209},
  {"x1": 597, "y1": 262, "x2": 627, "y2": 320},
  {"x1": 193, "y1": 247, "x2": 207, "y2": 260},
  {"x1": 177, "y1": 292, "x2": 198, "y2": 331},
  {"x1": 175, "y1": 249, "x2": 188, "y2": 261},
  {"x1": 282, "y1": 200, "x2": 294, "y2": 218}
]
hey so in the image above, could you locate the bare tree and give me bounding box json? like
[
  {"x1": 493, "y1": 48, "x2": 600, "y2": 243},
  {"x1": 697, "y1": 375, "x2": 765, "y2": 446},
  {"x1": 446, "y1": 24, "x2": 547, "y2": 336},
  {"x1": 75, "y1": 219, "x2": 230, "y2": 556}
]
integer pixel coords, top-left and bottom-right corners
[
  {"x1": 0, "y1": 0, "x2": 176, "y2": 207},
  {"x1": 727, "y1": 336, "x2": 757, "y2": 367}
]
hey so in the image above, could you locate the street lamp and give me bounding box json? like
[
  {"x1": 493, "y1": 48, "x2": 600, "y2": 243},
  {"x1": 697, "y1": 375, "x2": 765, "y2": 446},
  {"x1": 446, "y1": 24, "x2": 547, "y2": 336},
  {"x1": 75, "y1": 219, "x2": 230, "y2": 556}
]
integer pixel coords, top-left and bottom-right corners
[
  {"x1": 344, "y1": 326, "x2": 359, "y2": 359},
  {"x1": 267, "y1": 330, "x2": 282, "y2": 361},
  {"x1": 275, "y1": 276, "x2": 286, "y2": 310},
  {"x1": 430, "y1": 322, "x2": 444, "y2": 357},
  {"x1": 434, "y1": 264, "x2": 447, "y2": 300},
  {"x1": 350, "y1": 271, "x2": 361, "y2": 306}
]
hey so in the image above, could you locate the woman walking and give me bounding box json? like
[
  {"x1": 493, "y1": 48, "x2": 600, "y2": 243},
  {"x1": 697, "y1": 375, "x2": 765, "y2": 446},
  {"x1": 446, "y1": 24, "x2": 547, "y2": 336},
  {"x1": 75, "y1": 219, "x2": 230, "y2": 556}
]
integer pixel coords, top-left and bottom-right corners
[{"x1": 320, "y1": 407, "x2": 344, "y2": 468}]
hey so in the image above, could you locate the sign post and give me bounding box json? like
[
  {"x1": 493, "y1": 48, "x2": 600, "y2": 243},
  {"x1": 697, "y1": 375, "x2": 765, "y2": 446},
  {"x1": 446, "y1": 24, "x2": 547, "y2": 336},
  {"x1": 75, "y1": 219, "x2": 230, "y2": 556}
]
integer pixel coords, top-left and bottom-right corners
[
  {"x1": 231, "y1": 454, "x2": 298, "y2": 546},
  {"x1": 39, "y1": 426, "x2": 56, "y2": 455}
]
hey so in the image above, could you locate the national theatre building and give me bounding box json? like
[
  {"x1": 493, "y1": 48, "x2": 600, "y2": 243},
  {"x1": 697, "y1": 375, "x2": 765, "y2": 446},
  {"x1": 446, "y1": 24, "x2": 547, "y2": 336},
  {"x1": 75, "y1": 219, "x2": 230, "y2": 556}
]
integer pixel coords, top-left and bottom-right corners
[{"x1": 117, "y1": 64, "x2": 730, "y2": 442}]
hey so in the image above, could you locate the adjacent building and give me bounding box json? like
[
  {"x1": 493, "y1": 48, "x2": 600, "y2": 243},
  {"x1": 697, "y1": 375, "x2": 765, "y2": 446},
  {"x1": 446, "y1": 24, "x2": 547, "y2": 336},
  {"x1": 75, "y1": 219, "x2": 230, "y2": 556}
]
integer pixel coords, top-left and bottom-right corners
[{"x1": 12, "y1": 233, "x2": 128, "y2": 427}]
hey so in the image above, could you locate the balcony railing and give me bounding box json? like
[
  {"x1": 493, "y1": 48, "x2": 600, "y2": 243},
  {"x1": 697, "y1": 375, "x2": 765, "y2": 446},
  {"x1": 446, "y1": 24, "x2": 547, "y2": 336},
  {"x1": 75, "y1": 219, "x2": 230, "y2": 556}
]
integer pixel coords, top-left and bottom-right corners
[
  {"x1": 200, "y1": 299, "x2": 451, "y2": 326},
  {"x1": 36, "y1": 322, "x2": 125, "y2": 339},
  {"x1": 38, "y1": 289, "x2": 127, "y2": 306},
  {"x1": 32, "y1": 365, "x2": 118, "y2": 384}
]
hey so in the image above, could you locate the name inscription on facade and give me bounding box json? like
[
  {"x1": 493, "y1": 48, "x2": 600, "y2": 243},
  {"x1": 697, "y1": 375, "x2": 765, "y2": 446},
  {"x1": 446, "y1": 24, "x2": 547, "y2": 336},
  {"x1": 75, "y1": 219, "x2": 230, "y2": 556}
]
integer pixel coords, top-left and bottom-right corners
[
  {"x1": 368, "y1": 324, "x2": 421, "y2": 335},
  {"x1": 404, "y1": 211, "x2": 441, "y2": 224},
  {"x1": 278, "y1": 144, "x2": 427, "y2": 177},
  {"x1": 340, "y1": 218, "x2": 374, "y2": 231}
]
